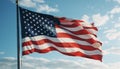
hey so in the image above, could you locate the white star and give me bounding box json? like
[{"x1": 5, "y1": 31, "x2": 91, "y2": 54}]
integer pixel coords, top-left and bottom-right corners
[
  {"x1": 40, "y1": 24, "x2": 42, "y2": 27},
  {"x1": 34, "y1": 28, "x2": 37, "y2": 30},
  {"x1": 31, "y1": 26, "x2": 33, "y2": 29},
  {"x1": 30, "y1": 21, "x2": 32, "y2": 23},
  {"x1": 36, "y1": 21, "x2": 39, "y2": 24},
  {"x1": 51, "y1": 29, "x2": 54, "y2": 32},
  {"x1": 47, "y1": 21, "x2": 50, "y2": 24},
  {"x1": 50, "y1": 24, "x2": 53, "y2": 27},
  {"x1": 38, "y1": 15, "x2": 40, "y2": 17},
  {"x1": 35, "y1": 14, "x2": 37, "y2": 16},
  {"x1": 24, "y1": 21, "x2": 26, "y2": 24},
  {"x1": 42, "y1": 22, "x2": 45, "y2": 24},
  {"x1": 25, "y1": 26, "x2": 27, "y2": 29},
  {"x1": 44, "y1": 19, "x2": 47, "y2": 22},
  {"x1": 33, "y1": 19, "x2": 35, "y2": 22},
  {"x1": 38, "y1": 30, "x2": 40, "y2": 32},
  {"x1": 40, "y1": 28, "x2": 43, "y2": 31},
  {"x1": 35, "y1": 33, "x2": 37, "y2": 35},
  {"x1": 47, "y1": 33, "x2": 50, "y2": 36},
  {"x1": 35, "y1": 17, "x2": 38, "y2": 20},
  {"x1": 32, "y1": 15, "x2": 35, "y2": 17},
  {"x1": 26, "y1": 19, "x2": 29, "y2": 21},
  {"x1": 37, "y1": 26, "x2": 39, "y2": 28},
  {"x1": 25, "y1": 32, "x2": 28, "y2": 34},
  {"x1": 39, "y1": 20, "x2": 41, "y2": 22},
  {"x1": 29, "y1": 34, "x2": 31, "y2": 36},
  {"x1": 26, "y1": 14, "x2": 28, "y2": 16},
  {"x1": 29, "y1": 17, "x2": 32, "y2": 19},
  {"x1": 34, "y1": 24, "x2": 36, "y2": 26},
  {"x1": 23, "y1": 16, "x2": 25, "y2": 18},
  {"x1": 28, "y1": 28, "x2": 30, "y2": 31},
  {"x1": 45, "y1": 24, "x2": 48, "y2": 27},
  {"x1": 41, "y1": 17, "x2": 44, "y2": 20},
  {"x1": 31, "y1": 31, "x2": 34, "y2": 33},
  {"x1": 27, "y1": 24, "x2": 30, "y2": 26},
  {"x1": 49, "y1": 32, "x2": 52, "y2": 35},
  {"x1": 29, "y1": 12, "x2": 31, "y2": 15}
]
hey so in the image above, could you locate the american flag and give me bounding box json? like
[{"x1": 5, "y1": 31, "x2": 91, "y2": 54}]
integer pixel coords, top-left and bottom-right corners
[{"x1": 19, "y1": 7, "x2": 102, "y2": 61}]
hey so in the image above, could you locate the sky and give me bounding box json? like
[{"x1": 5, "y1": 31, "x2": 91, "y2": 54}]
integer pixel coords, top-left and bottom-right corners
[{"x1": 0, "y1": 0, "x2": 120, "y2": 69}]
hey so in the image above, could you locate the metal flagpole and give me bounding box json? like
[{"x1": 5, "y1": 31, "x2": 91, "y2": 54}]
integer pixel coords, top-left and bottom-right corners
[{"x1": 16, "y1": 0, "x2": 21, "y2": 69}]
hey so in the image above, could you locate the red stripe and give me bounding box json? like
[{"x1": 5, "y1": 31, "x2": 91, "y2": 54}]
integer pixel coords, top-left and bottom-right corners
[
  {"x1": 58, "y1": 19, "x2": 81, "y2": 28},
  {"x1": 23, "y1": 47, "x2": 102, "y2": 61},
  {"x1": 57, "y1": 33, "x2": 99, "y2": 44},
  {"x1": 56, "y1": 24, "x2": 97, "y2": 37},
  {"x1": 64, "y1": 28, "x2": 91, "y2": 35},
  {"x1": 83, "y1": 26, "x2": 98, "y2": 31},
  {"x1": 71, "y1": 20, "x2": 84, "y2": 22},
  {"x1": 57, "y1": 25, "x2": 89, "y2": 35},
  {"x1": 57, "y1": 33, "x2": 102, "y2": 46},
  {"x1": 58, "y1": 17, "x2": 84, "y2": 23}
]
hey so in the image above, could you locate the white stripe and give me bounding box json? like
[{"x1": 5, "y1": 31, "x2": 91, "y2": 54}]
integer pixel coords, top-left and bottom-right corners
[
  {"x1": 61, "y1": 25, "x2": 97, "y2": 35},
  {"x1": 60, "y1": 25, "x2": 83, "y2": 31},
  {"x1": 56, "y1": 28, "x2": 98, "y2": 40},
  {"x1": 86, "y1": 29, "x2": 97, "y2": 35},
  {"x1": 22, "y1": 35, "x2": 91, "y2": 46},
  {"x1": 81, "y1": 22, "x2": 93, "y2": 27},
  {"x1": 23, "y1": 43, "x2": 102, "y2": 55}
]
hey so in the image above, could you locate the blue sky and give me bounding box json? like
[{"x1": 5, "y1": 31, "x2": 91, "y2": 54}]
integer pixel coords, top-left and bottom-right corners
[{"x1": 0, "y1": 0, "x2": 120, "y2": 69}]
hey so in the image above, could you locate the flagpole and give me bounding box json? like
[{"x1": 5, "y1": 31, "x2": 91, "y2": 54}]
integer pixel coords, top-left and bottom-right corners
[{"x1": 16, "y1": 0, "x2": 21, "y2": 69}]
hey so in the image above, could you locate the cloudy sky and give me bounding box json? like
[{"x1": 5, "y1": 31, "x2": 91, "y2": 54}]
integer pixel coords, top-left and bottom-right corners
[{"x1": 0, "y1": 0, "x2": 120, "y2": 69}]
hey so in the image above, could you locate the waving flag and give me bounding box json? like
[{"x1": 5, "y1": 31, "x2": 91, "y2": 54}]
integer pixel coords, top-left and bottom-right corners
[{"x1": 19, "y1": 7, "x2": 102, "y2": 61}]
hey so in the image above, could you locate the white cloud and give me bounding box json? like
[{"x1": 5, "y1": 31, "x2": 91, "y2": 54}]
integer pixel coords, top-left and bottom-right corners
[
  {"x1": 102, "y1": 41, "x2": 109, "y2": 44},
  {"x1": 36, "y1": 4, "x2": 59, "y2": 13},
  {"x1": 104, "y1": 47, "x2": 120, "y2": 55},
  {"x1": 3, "y1": 57, "x2": 16, "y2": 60},
  {"x1": 104, "y1": 29, "x2": 117, "y2": 33},
  {"x1": 0, "y1": 57, "x2": 17, "y2": 69},
  {"x1": 108, "y1": 6, "x2": 120, "y2": 19},
  {"x1": 0, "y1": 56, "x2": 120, "y2": 69},
  {"x1": 110, "y1": 6, "x2": 120, "y2": 14},
  {"x1": 83, "y1": 6, "x2": 120, "y2": 27},
  {"x1": 19, "y1": 0, "x2": 36, "y2": 8},
  {"x1": 32, "y1": 0, "x2": 45, "y2": 3},
  {"x1": 22, "y1": 56, "x2": 50, "y2": 63},
  {"x1": 108, "y1": 62, "x2": 120, "y2": 69},
  {"x1": 114, "y1": 23, "x2": 120, "y2": 28},
  {"x1": 92, "y1": 13, "x2": 109, "y2": 26},
  {"x1": 0, "y1": 52, "x2": 4, "y2": 55},
  {"x1": 104, "y1": 29, "x2": 120, "y2": 40},
  {"x1": 81, "y1": 15, "x2": 90, "y2": 23},
  {"x1": 18, "y1": 0, "x2": 59, "y2": 13},
  {"x1": 113, "y1": 0, "x2": 120, "y2": 4}
]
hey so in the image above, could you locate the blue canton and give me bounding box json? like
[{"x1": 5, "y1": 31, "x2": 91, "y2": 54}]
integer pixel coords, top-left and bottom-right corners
[{"x1": 19, "y1": 7, "x2": 60, "y2": 38}]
